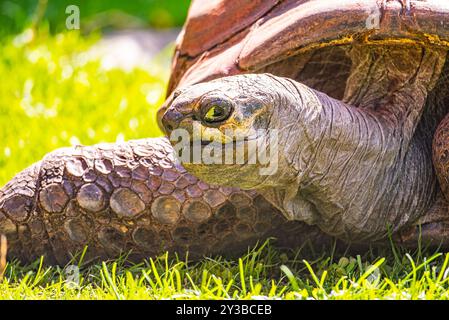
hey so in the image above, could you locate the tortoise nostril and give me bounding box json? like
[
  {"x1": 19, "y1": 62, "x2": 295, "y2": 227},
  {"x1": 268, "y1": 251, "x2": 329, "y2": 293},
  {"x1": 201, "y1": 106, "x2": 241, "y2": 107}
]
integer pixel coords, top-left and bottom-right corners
[
  {"x1": 162, "y1": 109, "x2": 185, "y2": 134},
  {"x1": 166, "y1": 123, "x2": 174, "y2": 132}
]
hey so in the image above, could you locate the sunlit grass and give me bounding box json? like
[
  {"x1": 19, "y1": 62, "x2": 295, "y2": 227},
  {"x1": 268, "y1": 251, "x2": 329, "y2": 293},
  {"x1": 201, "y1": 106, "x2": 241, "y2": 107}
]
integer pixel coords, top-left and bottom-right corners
[
  {"x1": 0, "y1": 27, "x2": 167, "y2": 186},
  {"x1": 1, "y1": 240, "x2": 449, "y2": 300}
]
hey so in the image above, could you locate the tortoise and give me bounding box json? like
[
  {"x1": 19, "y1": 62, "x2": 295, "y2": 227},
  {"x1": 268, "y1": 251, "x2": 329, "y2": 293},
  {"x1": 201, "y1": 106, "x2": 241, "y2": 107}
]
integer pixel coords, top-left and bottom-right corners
[
  {"x1": 160, "y1": 0, "x2": 449, "y2": 244},
  {"x1": 1, "y1": 0, "x2": 449, "y2": 264}
]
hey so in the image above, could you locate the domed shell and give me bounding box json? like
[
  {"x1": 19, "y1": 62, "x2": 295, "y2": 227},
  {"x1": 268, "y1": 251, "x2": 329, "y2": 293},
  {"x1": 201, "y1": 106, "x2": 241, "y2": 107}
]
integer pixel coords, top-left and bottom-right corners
[{"x1": 167, "y1": 0, "x2": 449, "y2": 94}]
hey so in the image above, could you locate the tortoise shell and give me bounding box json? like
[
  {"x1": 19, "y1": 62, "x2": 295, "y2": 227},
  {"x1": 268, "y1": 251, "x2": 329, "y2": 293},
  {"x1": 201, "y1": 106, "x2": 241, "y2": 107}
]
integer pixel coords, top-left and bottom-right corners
[{"x1": 165, "y1": 0, "x2": 449, "y2": 96}]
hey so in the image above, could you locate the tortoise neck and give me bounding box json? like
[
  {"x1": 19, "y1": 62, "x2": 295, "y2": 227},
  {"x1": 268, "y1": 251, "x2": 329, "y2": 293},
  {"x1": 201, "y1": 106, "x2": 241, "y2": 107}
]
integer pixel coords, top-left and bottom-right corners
[
  {"x1": 265, "y1": 46, "x2": 446, "y2": 194},
  {"x1": 276, "y1": 83, "x2": 386, "y2": 186},
  {"x1": 262, "y1": 72, "x2": 440, "y2": 239}
]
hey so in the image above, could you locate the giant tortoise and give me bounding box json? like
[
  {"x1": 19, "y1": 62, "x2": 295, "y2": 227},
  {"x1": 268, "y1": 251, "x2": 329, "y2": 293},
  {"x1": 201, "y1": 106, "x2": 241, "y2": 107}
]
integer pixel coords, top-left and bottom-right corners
[{"x1": 1, "y1": 0, "x2": 449, "y2": 264}]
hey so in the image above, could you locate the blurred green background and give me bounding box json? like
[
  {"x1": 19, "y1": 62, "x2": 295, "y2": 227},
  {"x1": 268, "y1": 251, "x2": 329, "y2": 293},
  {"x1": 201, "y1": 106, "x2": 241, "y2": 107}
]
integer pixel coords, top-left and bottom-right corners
[
  {"x1": 0, "y1": 0, "x2": 190, "y2": 186},
  {"x1": 1, "y1": 0, "x2": 191, "y2": 35}
]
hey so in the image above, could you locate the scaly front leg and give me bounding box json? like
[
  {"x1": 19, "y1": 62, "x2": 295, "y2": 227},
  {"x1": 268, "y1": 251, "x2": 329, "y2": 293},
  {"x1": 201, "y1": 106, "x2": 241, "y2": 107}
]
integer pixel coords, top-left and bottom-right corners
[{"x1": 0, "y1": 137, "x2": 330, "y2": 264}]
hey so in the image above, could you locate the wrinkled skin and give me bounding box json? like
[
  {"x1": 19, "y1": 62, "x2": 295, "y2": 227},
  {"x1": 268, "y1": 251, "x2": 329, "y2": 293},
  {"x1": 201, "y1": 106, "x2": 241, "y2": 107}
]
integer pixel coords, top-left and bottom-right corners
[{"x1": 162, "y1": 44, "x2": 449, "y2": 242}]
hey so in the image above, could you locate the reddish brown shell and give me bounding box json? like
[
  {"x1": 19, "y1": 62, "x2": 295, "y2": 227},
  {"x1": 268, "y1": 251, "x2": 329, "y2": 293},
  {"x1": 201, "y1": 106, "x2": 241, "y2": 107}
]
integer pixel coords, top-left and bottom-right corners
[{"x1": 166, "y1": 0, "x2": 449, "y2": 96}]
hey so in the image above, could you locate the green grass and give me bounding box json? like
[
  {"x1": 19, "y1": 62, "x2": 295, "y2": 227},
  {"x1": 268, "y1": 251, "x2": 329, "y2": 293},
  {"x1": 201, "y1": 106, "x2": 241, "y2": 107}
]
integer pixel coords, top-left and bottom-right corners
[
  {"x1": 0, "y1": 27, "x2": 167, "y2": 185},
  {"x1": 2, "y1": 240, "x2": 449, "y2": 300},
  {"x1": 2, "y1": 4, "x2": 449, "y2": 301}
]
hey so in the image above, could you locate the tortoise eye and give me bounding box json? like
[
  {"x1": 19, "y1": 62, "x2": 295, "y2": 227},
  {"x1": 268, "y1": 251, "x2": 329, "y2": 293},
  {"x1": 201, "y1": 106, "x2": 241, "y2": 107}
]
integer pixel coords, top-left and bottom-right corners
[{"x1": 201, "y1": 100, "x2": 233, "y2": 124}]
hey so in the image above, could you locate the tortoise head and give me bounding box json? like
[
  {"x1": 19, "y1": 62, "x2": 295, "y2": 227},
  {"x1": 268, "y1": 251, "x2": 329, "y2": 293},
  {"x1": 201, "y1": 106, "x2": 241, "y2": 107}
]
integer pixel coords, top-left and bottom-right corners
[
  {"x1": 160, "y1": 74, "x2": 287, "y2": 189},
  {"x1": 161, "y1": 74, "x2": 275, "y2": 133}
]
